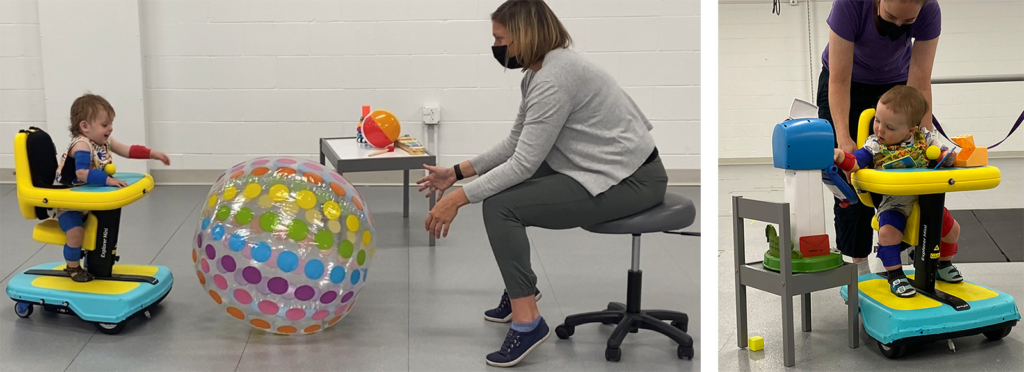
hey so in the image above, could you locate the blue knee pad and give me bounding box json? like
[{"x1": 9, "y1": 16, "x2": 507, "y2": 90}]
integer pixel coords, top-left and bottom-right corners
[
  {"x1": 877, "y1": 243, "x2": 902, "y2": 267},
  {"x1": 877, "y1": 210, "x2": 906, "y2": 234},
  {"x1": 58, "y1": 212, "x2": 84, "y2": 232}
]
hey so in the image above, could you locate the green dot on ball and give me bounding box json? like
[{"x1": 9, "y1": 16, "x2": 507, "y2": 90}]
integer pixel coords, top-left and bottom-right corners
[
  {"x1": 357, "y1": 250, "x2": 366, "y2": 266},
  {"x1": 315, "y1": 230, "x2": 334, "y2": 250},
  {"x1": 259, "y1": 212, "x2": 279, "y2": 232},
  {"x1": 339, "y1": 240, "x2": 354, "y2": 259},
  {"x1": 288, "y1": 219, "x2": 309, "y2": 241},
  {"x1": 216, "y1": 206, "x2": 231, "y2": 221},
  {"x1": 235, "y1": 207, "x2": 254, "y2": 225}
]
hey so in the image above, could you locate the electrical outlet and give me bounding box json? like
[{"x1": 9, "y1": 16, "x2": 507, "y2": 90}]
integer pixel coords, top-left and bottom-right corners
[{"x1": 422, "y1": 106, "x2": 441, "y2": 125}]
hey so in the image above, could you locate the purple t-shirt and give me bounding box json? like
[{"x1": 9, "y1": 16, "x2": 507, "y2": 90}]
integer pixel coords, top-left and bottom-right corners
[{"x1": 822, "y1": 0, "x2": 941, "y2": 85}]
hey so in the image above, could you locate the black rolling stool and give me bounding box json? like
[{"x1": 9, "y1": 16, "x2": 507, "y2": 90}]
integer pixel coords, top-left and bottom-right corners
[{"x1": 554, "y1": 193, "x2": 699, "y2": 362}]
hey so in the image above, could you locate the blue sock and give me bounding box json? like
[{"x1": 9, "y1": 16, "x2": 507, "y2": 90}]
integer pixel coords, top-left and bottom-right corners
[{"x1": 511, "y1": 316, "x2": 542, "y2": 332}]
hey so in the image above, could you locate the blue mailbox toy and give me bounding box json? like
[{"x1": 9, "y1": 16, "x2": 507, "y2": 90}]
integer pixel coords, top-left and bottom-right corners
[{"x1": 772, "y1": 118, "x2": 835, "y2": 170}]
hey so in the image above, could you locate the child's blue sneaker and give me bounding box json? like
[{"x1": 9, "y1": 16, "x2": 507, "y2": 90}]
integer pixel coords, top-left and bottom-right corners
[
  {"x1": 485, "y1": 318, "x2": 552, "y2": 367},
  {"x1": 936, "y1": 262, "x2": 963, "y2": 283},
  {"x1": 484, "y1": 289, "x2": 542, "y2": 323}
]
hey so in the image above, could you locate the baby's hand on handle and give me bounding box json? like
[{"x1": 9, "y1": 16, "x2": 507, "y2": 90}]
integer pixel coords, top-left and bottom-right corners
[
  {"x1": 833, "y1": 149, "x2": 845, "y2": 163},
  {"x1": 107, "y1": 177, "x2": 126, "y2": 187},
  {"x1": 151, "y1": 150, "x2": 170, "y2": 166}
]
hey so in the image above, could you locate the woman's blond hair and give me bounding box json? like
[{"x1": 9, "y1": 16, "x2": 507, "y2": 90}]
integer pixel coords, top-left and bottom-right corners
[{"x1": 491, "y1": 0, "x2": 572, "y2": 70}]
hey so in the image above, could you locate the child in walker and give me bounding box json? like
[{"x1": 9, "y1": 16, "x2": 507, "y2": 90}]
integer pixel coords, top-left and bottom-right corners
[
  {"x1": 832, "y1": 85, "x2": 962, "y2": 298},
  {"x1": 54, "y1": 93, "x2": 170, "y2": 282}
]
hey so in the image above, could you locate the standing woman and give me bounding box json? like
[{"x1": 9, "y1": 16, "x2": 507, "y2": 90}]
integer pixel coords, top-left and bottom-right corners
[
  {"x1": 416, "y1": 0, "x2": 667, "y2": 367},
  {"x1": 818, "y1": 0, "x2": 940, "y2": 270}
]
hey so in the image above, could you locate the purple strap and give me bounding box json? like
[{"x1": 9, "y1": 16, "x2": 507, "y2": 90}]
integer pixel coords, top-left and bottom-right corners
[{"x1": 932, "y1": 110, "x2": 1023, "y2": 149}]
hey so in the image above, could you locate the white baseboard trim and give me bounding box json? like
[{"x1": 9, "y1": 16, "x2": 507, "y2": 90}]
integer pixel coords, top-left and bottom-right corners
[
  {"x1": 719, "y1": 151, "x2": 1024, "y2": 165},
  {"x1": 1, "y1": 168, "x2": 701, "y2": 186}
]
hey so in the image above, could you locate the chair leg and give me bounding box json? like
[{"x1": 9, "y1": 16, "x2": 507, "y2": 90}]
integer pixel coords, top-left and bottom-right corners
[
  {"x1": 607, "y1": 302, "x2": 625, "y2": 311},
  {"x1": 636, "y1": 314, "x2": 693, "y2": 347},
  {"x1": 607, "y1": 313, "x2": 638, "y2": 349},
  {"x1": 564, "y1": 310, "x2": 624, "y2": 328},
  {"x1": 645, "y1": 310, "x2": 688, "y2": 331}
]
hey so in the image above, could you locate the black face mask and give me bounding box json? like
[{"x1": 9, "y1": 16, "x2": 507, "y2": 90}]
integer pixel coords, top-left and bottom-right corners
[
  {"x1": 876, "y1": 15, "x2": 910, "y2": 41},
  {"x1": 491, "y1": 44, "x2": 523, "y2": 69}
]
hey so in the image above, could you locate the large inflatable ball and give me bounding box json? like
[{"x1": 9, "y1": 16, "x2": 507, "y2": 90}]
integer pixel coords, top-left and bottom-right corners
[
  {"x1": 193, "y1": 157, "x2": 376, "y2": 335},
  {"x1": 361, "y1": 110, "x2": 401, "y2": 148}
]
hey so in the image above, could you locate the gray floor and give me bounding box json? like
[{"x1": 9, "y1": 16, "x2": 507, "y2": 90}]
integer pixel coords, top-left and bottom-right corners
[
  {"x1": 718, "y1": 158, "x2": 1024, "y2": 371},
  {"x1": 0, "y1": 183, "x2": 700, "y2": 372}
]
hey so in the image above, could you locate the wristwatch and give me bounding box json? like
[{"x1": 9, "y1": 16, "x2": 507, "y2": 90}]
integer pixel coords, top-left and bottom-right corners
[{"x1": 454, "y1": 164, "x2": 464, "y2": 180}]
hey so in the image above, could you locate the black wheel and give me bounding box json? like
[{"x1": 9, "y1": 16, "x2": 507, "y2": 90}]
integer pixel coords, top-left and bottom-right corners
[
  {"x1": 95, "y1": 321, "x2": 126, "y2": 335},
  {"x1": 983, "y1": 327, "x2": 1011, "y2": 341},
  {"x1": 877, "y1": 341, "x2": 907, "y2": 359},
  {"x1": 605, "y1": 347, "x2": 621, "y2": 362},
  {"x1": 14, "y1": 302, "x2": 33, "y2": 318},
  {"x1": 672, "y1": 320, "x2": 688, "y2": 333},
  {"x1": 555, "y1": 325, "x2": 574, "y2": 339},
  {"x1": 677, "y1": 345, "x2": 694, "y2": 360}
]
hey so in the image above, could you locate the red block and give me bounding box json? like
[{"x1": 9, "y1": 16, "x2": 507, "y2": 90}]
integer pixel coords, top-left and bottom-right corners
[{"x1": 799, "y1": 234, "x2": 830, "y2": 257}]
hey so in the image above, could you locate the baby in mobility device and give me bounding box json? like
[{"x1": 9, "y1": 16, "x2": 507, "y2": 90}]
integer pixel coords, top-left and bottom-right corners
[
  {"x1": 54, "y1": 93, "x2": 170, "y2": 282},
  {"x1": 832, "y1": 86, "x2": 962, "y2": 298}
]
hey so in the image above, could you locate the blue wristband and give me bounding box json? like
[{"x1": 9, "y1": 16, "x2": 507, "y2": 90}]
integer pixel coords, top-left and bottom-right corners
[{"x1": 87, "y1": 168, "x2": 108, "y2": 186}]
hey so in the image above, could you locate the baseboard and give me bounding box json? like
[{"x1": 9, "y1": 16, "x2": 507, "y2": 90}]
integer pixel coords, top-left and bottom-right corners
[
  {"x1": 1, "y1": 168, "x2": 701, "y2": 186},
  {"x1": 719, "y1": 151, "x2": 1024, "y2": 165}
]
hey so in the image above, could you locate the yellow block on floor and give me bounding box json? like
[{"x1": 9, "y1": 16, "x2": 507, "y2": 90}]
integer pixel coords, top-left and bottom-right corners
[{"x1": 749, "y1": 336, "x2": 764, "y2": 351}]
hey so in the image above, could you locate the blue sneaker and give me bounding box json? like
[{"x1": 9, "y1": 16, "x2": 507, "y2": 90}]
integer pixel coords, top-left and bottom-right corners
[
  {"x1": 484, "y1": 289, "x2": 542, "y2": 323},
  {"x1": 485, "y1": 318, "x2": 552, "y2": 367}
]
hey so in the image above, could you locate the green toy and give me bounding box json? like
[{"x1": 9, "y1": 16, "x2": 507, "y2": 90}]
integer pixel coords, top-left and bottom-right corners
[{"x1": 762, "y1": 225, "x2": 844, "y2": 273}]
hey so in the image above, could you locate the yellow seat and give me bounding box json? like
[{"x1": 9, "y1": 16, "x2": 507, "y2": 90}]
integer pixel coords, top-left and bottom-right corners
[
  {"x1": 13, "y1": 128, "x2": 151, "y2": 252},
  {"x1": 31, "y1": 215, "x2": 99, "y2": 251},
  {"x1": 870, "y1": 202, "x2": 921, "y2": 246}
]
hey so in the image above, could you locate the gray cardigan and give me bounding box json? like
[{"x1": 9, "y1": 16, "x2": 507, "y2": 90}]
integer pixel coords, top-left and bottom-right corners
[{"x1": 463, "y1": 48, "x2": 657, "y2": 203}]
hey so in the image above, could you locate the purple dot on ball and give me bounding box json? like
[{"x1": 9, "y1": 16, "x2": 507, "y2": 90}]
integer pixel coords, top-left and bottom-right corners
[
  {"x1": 295, "y1": 285, "x2": 315, "y2": 301},
  {"x1": 242, "y1": 267, "x2": 262, "y2": 284},
  {"x1": 268, "y1": 277, "x2": 289, "y2": 295},
  {"x1": 205, "y1": 244, "x2": 216, "y2": 260},
  {"x1": 340, "y1": 291, "x2": 354, "y2": 303},
  {"x1": 197, "y1": 234, "x2": 203, "y2": 248},
  {"x1": 320, "y1": 291, "x2": 338, "y2": 304},
  {"x1": 220, "y1": 255, "x2": 236, "y2": 273}
]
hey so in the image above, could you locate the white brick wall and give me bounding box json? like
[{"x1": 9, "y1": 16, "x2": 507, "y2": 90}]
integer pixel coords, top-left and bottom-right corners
[
  {"x1": 720, "y1": 0, "x2": 1024, "y2": 160},
  {"x1": 0, "y1": 0, "x2": 45, "y2": 163},
  {"x1": 1, "y1": 0, "x2": 701, "y2": 174},
  {"x1": 142, "y1": 0, "x2": 701, "y2": 172}
]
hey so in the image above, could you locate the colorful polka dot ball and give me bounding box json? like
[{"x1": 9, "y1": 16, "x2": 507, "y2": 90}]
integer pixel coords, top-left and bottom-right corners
[{"x1": 194, "y1": 157, "x2": 376, "y2": 335}]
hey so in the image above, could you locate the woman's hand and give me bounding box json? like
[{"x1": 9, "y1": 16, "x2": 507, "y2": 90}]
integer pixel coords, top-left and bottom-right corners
[
  {"x1": 107, "y1": 177, "x2": 128, "y2": 188},
  {"x1": 425, "y1": 188, "x2": 470, "y2": 239},
  {"x1": 417, "y1": 164, "x2": 457, "y2": 198},
  {"x1": 151, "y1": 150, "x2": 170, "y2": 166},
  {"x1": 837, "y1": 135, "x2": 857, "y2": 154},
  {"x1": 833, "y1": 148, "x2": 845, "y2": 163}
]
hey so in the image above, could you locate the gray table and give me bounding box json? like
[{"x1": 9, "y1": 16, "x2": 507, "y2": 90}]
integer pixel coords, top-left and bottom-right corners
[
  {"x1": 732, "y1": 196, "x2": 859, "y2": 367},
  {"x1": 320, "y1": 137, "x2": 437, "y2": 246}
]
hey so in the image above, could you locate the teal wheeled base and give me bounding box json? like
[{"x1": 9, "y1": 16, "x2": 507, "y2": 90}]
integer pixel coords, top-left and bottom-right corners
[
  {"x1": 840, "y1": 271, "x2": 1019, "y2": 358},
  {"x1": 7, "y1": 262, "x2": 173, "y2": 334}
]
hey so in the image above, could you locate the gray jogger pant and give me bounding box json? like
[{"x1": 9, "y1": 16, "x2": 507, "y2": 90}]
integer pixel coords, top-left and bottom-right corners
[{"x1": 482, "y1": 157, "x2": 668, "y2": 299}]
